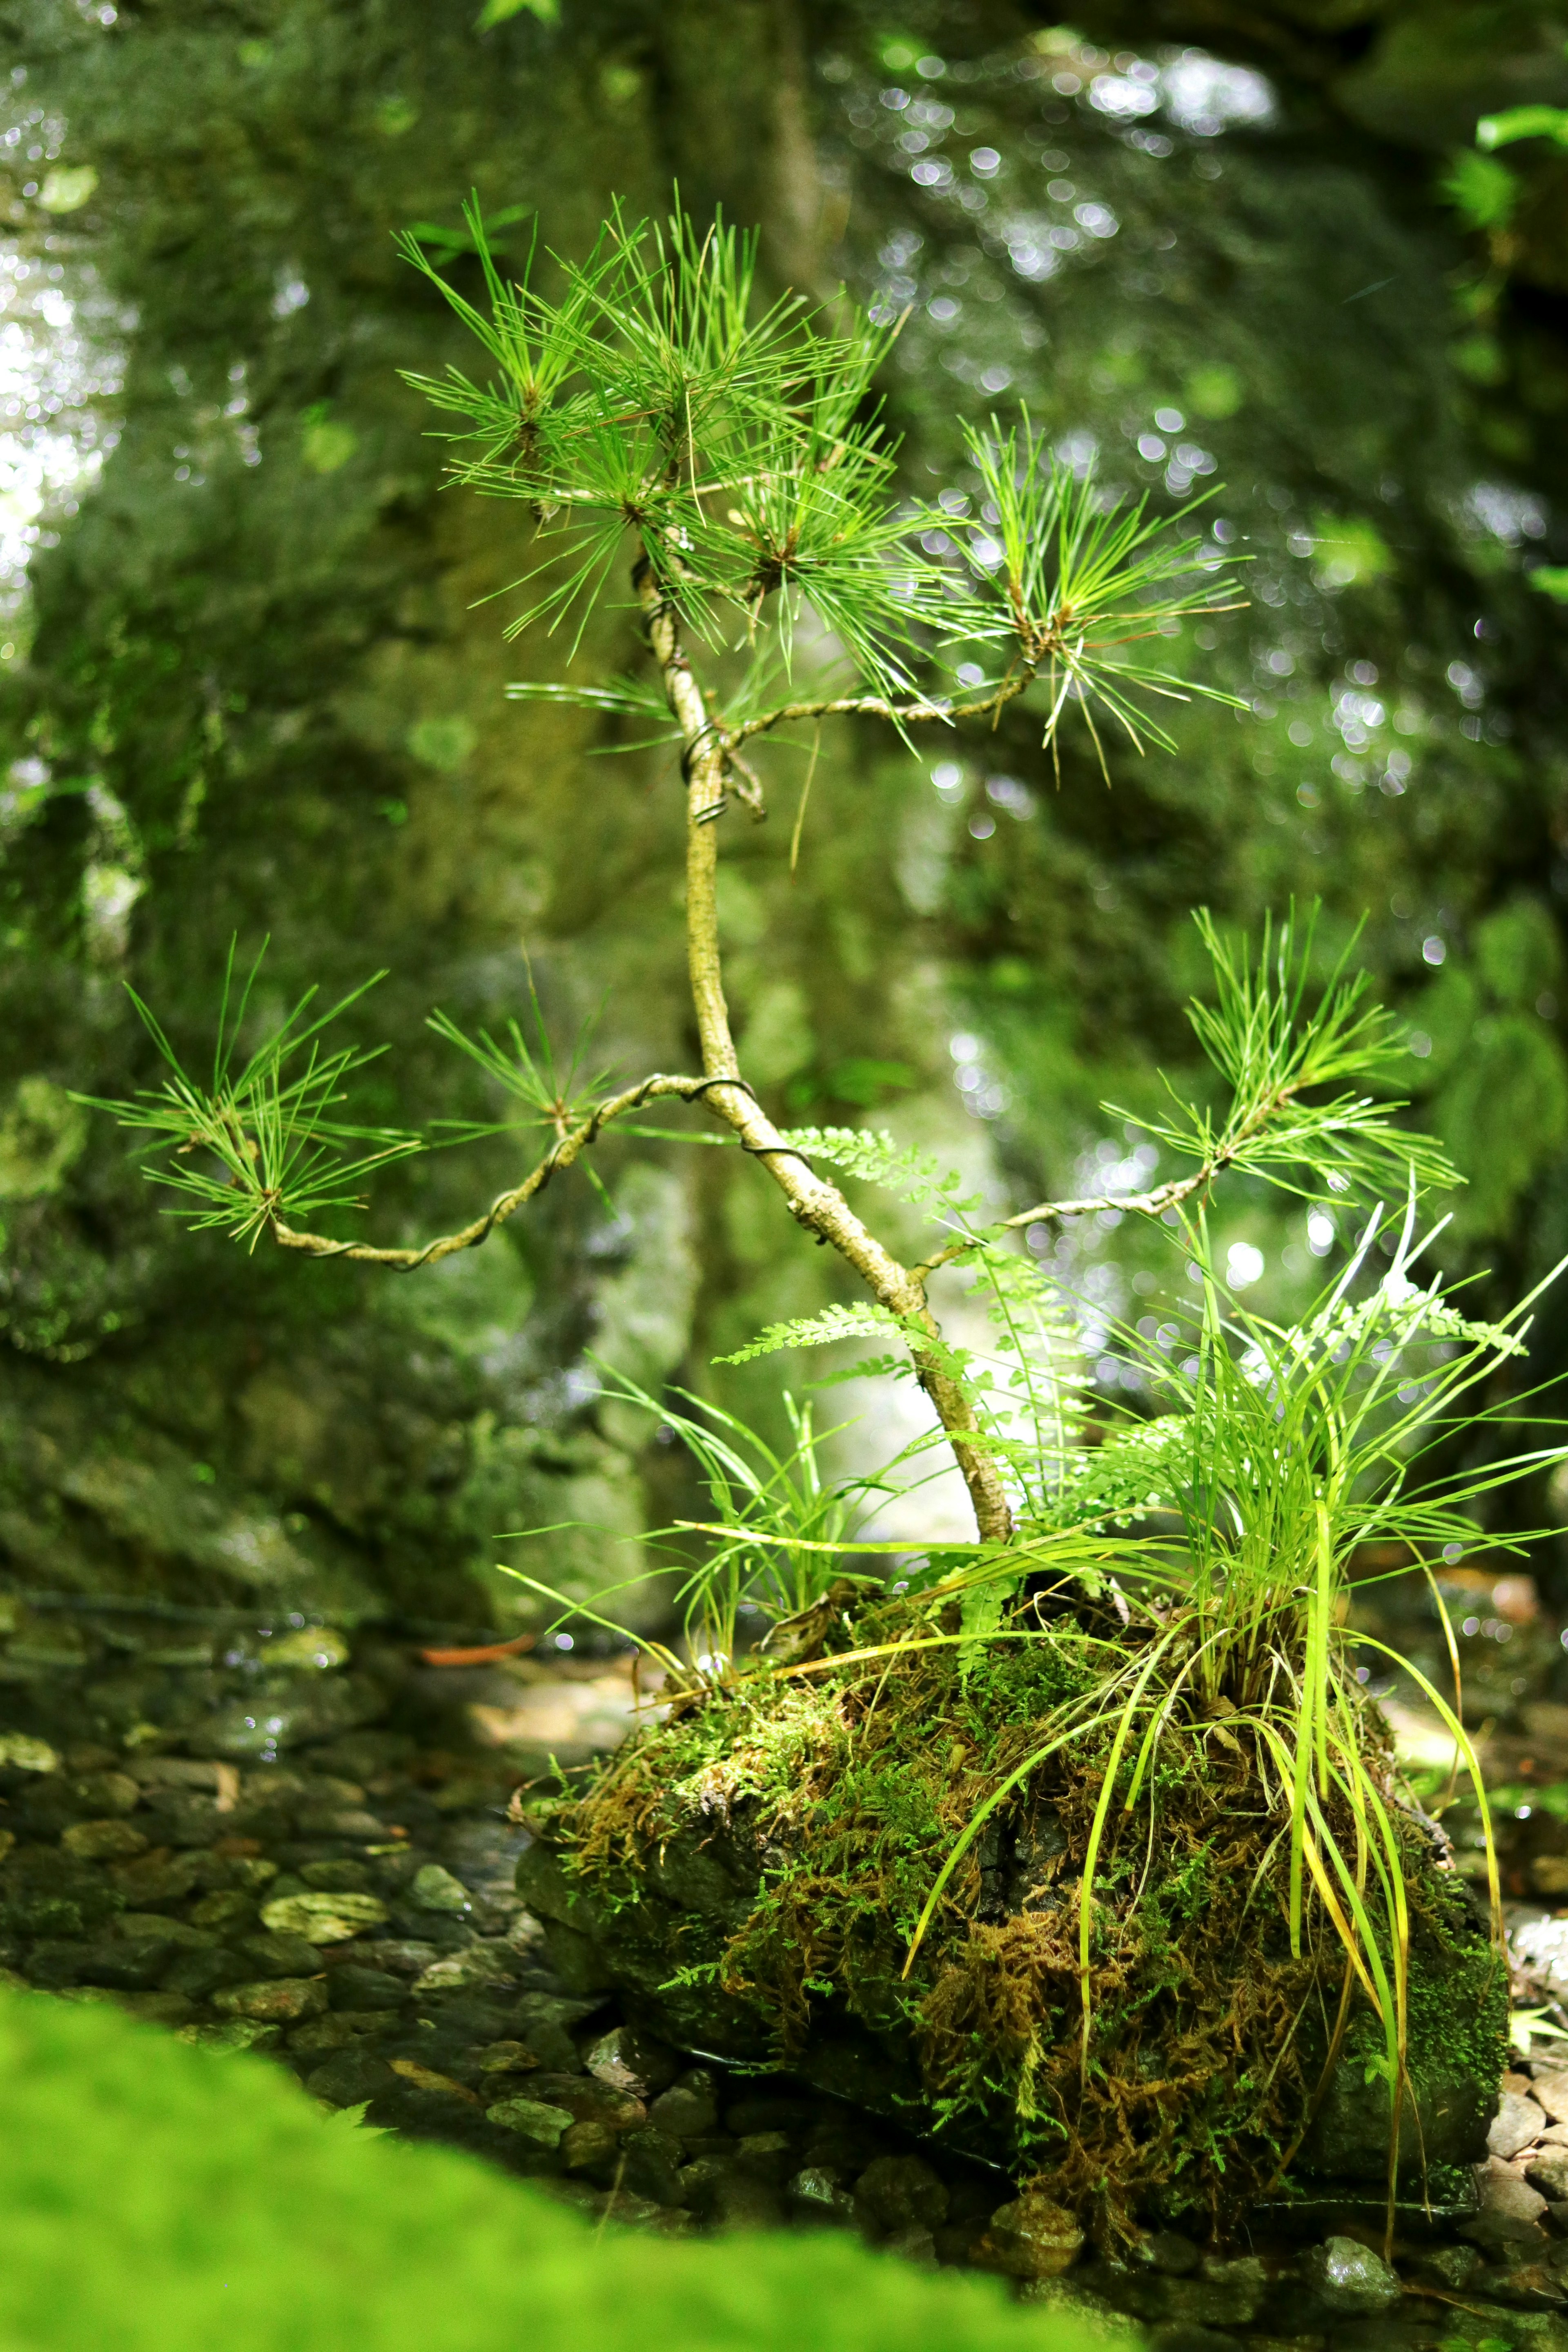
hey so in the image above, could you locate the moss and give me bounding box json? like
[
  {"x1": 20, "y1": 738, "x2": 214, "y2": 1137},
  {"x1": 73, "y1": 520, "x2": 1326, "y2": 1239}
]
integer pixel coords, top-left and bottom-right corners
[
  {"x1": 545, "y1": 1597, "x2": 1509, "y2": 2241},
  {"x1": 0, "y1": 1988, "x2": 1132, "y2": 2351}
]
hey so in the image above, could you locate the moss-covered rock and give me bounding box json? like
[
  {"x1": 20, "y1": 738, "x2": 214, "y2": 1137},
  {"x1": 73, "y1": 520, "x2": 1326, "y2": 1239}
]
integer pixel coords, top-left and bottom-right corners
[{"x1": 519, "y1": 1629, "x2": 1508, "y2": 2241}]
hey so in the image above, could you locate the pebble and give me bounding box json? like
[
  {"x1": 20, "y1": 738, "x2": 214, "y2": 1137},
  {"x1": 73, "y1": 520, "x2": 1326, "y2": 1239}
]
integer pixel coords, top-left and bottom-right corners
[
  {"x1": 1300, "y1": 2235, "x2": 1401, "y2": 2315},
  {"x1": 476, "y1": 2039, "x2": 540, "y2": 2076},
  {"x1": 260, "y1": 1892, "x2": 389, "y2": 1943},
  {"x1": 387, "y1": 2058, "x2": 479, "y2": 2104},
  {"x1": 487, "y1": 2096, "x2": 575, "y2": 2147},
  {"x1": 1492, "y1": 2087, "x2": 1548, "y2": 2159},
  {"x1": 648, "y1": 2071, "x2": 719, "y2": 2140},
  {"x1": 211, "y1": 1976, "x2": 327, "y2": 2023},
  {"x1": 177, "y1": 2019, "x2": 283, "y2": 2053},
  {"x1": 853, "y1": 2153, "x2": 949, "y2": 2234},
  {"x1": 326, "y1": 1964, "x2": 411, "y2": 2011},
  {"x1": 584, "y1": 2024, "x2": 678, "y2": 2101},
  {"x1": 408, "y1": 1864, "x2": 471, "y2": 1914},
  {"x1": 306, "y1": 2050, "x2": 396, "y2": 2107},
  {"x1": 561, "y1": 2119, "x2": 618, "y2": 2170},
  {"x1": 60, "y1": 1821, "x2": 149, "y2": 1863},
  {"x1": 1462, "y1": 2156, "x2": 1552, "y2": 2251},
  {"x1": 788, "y1": 2167, "x2": 858, "y2": 2226},
  {"x1": 974, "y1": 2194, "x2": 1085, "y2": 2281}
]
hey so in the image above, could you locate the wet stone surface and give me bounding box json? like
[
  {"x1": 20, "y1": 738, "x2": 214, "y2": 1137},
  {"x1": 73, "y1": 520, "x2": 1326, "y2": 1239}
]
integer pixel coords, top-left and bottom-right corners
[{"x1": 2, "y1": 1611, "x2": 1568, "y2": 2350}]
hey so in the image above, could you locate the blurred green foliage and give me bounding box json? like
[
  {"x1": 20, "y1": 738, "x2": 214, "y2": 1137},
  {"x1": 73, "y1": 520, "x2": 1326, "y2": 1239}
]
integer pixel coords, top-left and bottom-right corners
[{"x1": 0, "y1": 1990, "x2": 1124, "y2": 2349}]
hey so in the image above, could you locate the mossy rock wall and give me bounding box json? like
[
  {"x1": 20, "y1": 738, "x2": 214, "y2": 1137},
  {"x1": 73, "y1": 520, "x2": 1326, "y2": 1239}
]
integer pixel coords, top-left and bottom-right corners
[{"x1": 7, "y1": 0, "x2": 1568, "y2": 1632}]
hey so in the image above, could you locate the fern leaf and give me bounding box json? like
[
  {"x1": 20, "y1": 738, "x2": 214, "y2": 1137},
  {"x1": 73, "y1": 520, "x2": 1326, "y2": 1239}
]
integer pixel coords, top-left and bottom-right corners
[
  {"x1": 714, "y1": 1303, "x2": 901, "y2": 1366},
  {"x1": 780, "y1": 1127, "x2": 979, "y2": 1214}
]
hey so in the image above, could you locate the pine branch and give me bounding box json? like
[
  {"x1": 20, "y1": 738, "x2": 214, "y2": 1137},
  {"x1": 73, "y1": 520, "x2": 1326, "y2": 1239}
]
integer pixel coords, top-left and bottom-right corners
[
  {"x1": 270, "y1": 1071, "x2": 726, "y2": 1267},
  {"x1": 914, "y1": 906, "x2": 1457, "y2": 1281}
]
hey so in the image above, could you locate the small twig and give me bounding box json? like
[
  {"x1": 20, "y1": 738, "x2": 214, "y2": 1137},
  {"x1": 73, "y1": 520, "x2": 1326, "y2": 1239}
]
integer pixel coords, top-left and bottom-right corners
[{"x1": 910, "y1": 1083, "x2": 1306, "y2": 1280}]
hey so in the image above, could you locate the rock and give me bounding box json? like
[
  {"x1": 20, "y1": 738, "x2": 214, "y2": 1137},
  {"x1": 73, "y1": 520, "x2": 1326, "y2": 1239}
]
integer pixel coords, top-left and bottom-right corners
[
  {"x1": 1408, "y1": 2242, "x2": 1486, "y2": 2292},
  {"x1": 527, "y1": 2071, "x2": 644, "y2": 2132},
  {"x1": 1461, "y1": 2157, "x2": 1552, "y2": 2251},
  {"x1": 354, "y1": 1940, "x2": 440, "y2": 1978},
  {"x1": 1016, "y1": 2279, "x2": 1130, "y2": 2341},
  {"x1": 305, "y1": 2050, "x2": 396, "y2": 2107},
  {"x1": 475, "y1": 2040, "x2": 540, "y2": 2076},
  {"x1": 788, "y1": 2167, "x2": 858, "y2": 2227},
  {"x1": 60, "y1": 1987, "x2": 196, "y2": 2026},
  {"x1": 487, "y1": 2096, "x2": 575, "y2": 2147},
  {"x1": 325, "y1": 1965, "x2": 408, "y2": 2012},
  {"x1": 299, "y1": 1861, "x2": 376, "y2": 1893},
  {"x1": 618, "y1": 2127, "x2": 686, "y2": 2207},
  {"x1": 296, "y1": 1808, "x2": 386, "y2": 1840},
  {"x1": 882, "y1": 2224, "x2": 938, "y2": 2265},
  {"x1": 59, "y1": 1820, "x2": 149, "y2": 1864},
  {"x1": 160, "y1": 1943, "x2": 250, "y2": 2001},
  {"x1": 108, "y1": 1851, "x2": 208, "y2": 1909},
  {"x1": 210, "y1": 1976, "x2": 327, "y2": 2023},
  {"x1": 1532, "y1": 2152, "x2": 1568, "y2": 2202},
  {"x1": 1131, "y1": 2232, "x2": 1202, "y2": 2276},
  {"x1": 647, "y1": 2070, "x2": 719, "y2": 2140},
  {"x1": 561, "y1": 2119, "x2": 618, "y2": 2171},
  {"x1": 974, "y1": 2195, "x2": 1085, "y2": 2281},
  {"x1": 266, "y1": 1628, "x2": 350, "y2": 1671},
  {"x1": 260, "y1": 1892, "x2": 388, "y2": 1944},
  {"x1": 583, "y1": 2024, "x2": 679, "y2": 2101},
  {"x1": 1515, "y1": 1921, "x2": 1568, "y2": 1999},
  {"x1": 1493, "y1": 2089, "x2": 1548, "y2": 2158},
  {"x1": 1536, "y1": 2069, "x2": 1568, "y2": 2123},
  {"x1": 187, "y1": 1890, "x2": 257, "y2": 1930},
  {"x1": 176, "y1": 2019, "x2": 283, "y2": 2053},
  {"x1": 853, "y1": 2154, "x2": 949, "y2": 2234},
  {"x1": 386, "y1": 2059, "x2": 480, "y2": 2104},
  {"x1": 237, "y1": 1930, "x2": 323, "y2": 1979},
  {"x1": 734, "y1": 2132, "x2": 795, "y2": 2185},
  {"x1": 1301, "y1": 2235, "x2": 1401, "y2": 2315},
  {"x1": 408, "y1": 1865, "x2": 471, "y2": 1915},
  {"x1": 410, "y1": 1944, "x2": 517, "y2": 1994}
]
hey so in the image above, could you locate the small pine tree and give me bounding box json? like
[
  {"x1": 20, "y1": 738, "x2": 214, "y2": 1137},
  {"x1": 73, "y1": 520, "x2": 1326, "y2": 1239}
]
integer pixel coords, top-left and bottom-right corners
[{"x1": 82, "y1": 192, "x2": 1244, "y2": 1547}]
